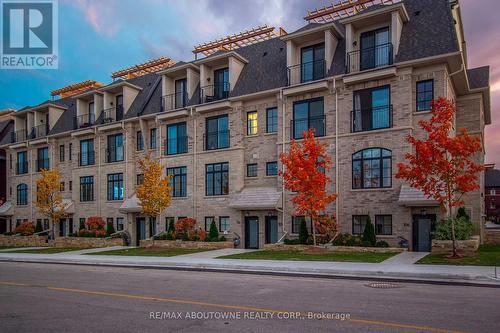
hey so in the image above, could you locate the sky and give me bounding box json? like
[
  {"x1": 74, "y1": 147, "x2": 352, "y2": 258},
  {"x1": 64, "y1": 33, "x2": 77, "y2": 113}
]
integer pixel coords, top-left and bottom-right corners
[{"x1": 0, "y1": 0, "x2": 498, "y2": 165}]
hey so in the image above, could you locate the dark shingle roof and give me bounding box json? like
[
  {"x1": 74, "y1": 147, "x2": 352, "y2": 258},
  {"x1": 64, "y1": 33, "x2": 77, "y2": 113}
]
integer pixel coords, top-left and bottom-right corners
[
  {"x1": 289, "y1": 23, "x2": 324, "y2": 35},
  {"x1": 486, "y1": 169, "x2": 500, "y2": 188},
  {"x1": 467, "y1": 66, "x2": 490, "y2": 89}
]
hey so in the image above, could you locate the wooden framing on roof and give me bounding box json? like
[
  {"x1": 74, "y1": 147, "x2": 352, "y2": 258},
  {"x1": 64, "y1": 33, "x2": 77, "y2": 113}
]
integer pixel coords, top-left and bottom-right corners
[
  {"x1": 111, "y1": 57, "x2": 176, "y2": 80},
  {"x1": 305, "y1": 0, "x2": 399, "y2": 23},
  {"x1": 51, "y1": 80, "x2": 104, "y2": 98},
  {"x1": 192, "y1": 25, "x2": 287, "y2": 58}
]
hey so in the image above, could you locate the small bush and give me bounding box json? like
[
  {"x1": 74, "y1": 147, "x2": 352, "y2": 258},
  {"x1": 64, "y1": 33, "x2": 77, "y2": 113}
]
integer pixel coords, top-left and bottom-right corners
[
  {"x1": 198, "y1": 229, "x2": 207, "y2": 241},
  {"x1": 219, "y1": 236, "x2": 227, "y2": 242},
  {"x1": 298, "y1": 219, "x2": 309, "y2": 245},
  {"x1": 208, "y1": 220, "x2": 219, "y2": 241},
  {"x1": 433, "y1": 217, "x2": 473, "y2": 241},
  {"x1": 106, "y1": 222, "x2": 116, "y2": 236},
  {"x1": 332, "y1": 233, "x2": 362, "y2": 247},
  {"x1": 14, "y1": 221, "x2": 35, "y2": 236},
  {"x1": 85, "y1": 216, "x2": 105, "y2": 231},
  {"x1": 362, "y1": 216, "x2": 376, "y2": 247},
  {"x1": 456, "y1": 206, "x2": 470, "y2": 221},
  {"x1": 79, "y1": 219, "x2": 85, "y2": 230},
  {"x1": 375, "y1": 240, "x2": 390, "y2": 248},
  {"x1": 174, "y1": 218, "x2": 196, "y2": 235},
  {"x1": 35, "y1": 220, "x2": 43, "y2": 233}
]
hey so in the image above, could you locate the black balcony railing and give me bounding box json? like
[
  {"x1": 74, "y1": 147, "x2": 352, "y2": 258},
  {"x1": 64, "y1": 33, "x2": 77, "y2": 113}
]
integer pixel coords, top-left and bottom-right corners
[
  {"x1": 30, "y1": 124, "x2": 49, "y2": 140},
  {"x1": 164, "y1": 136, "x2": 188, "y2": 155},
  {"x1": 204, "y1": 130, "x2": 230, "y2": 151},
  {"x1": 100, "y1": 106, "x2": 123, "y2": 124},
  {"x1": 74, "y1": 113, "x2": 95, "y2": 129},
  {"x1": 290, "y1": 115, "x2": 326, "y2": 139},
  {"x1": 346, "y1": 43, "x2": 393, "y2": 74},
  {"x1": 200, "y1": 82, "x2": 230, "y2": 104},
  {"x1": 351, "y1": 105, "x2": 393, "y2": 133},
  {"x1": 11, "y1": 129, "x2": 27, "y2": 143},
  {"x1": 78, "y1": 151, "x2": 96, "y2": 166},
  {"x1": 287, "y1": 59, "x2": 326, "y2": 86},
  {"x1": 16, "y1": 162, "x2": 29, "y2": 175},
  {"x1": 105, "y1": 147, "x2": 124, "y2": 163},
  {"x1": 36, "y1": 158, "x2": 50, "y2": 172},
  {"x1": 162, "y1": 91, "x2": 188, "y2": 111}
]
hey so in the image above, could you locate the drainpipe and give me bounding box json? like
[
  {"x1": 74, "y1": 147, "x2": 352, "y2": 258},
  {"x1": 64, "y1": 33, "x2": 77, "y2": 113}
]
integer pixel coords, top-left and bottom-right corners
[
  {"x1": 123, "y1": 122, "x2": 127, "y2": 203},
  {"x1": 97, "y1": 127, "x2": 101, "y2": 217},
  {"x1": 334, "y1": 77, "x2": 339, "y2": 227},
  {"x1": 191, "y1": 107, "x2": 197, "y2": 220},
  {"x1": 280, "y1": 89, "x2": 286, "y2": 235}
]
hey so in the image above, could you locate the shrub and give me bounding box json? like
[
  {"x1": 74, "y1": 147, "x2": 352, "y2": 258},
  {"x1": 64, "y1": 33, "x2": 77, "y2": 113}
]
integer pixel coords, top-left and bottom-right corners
[
  {"x1": 14, "y1": 221, "x2": 35, "y2": 236},
  {"x1": 456, "y1": 206, "x2": 470, "y2": 221},
  {"x1": 85, "y1": 216, "x2": 105, "y2": 231},
  {"x1": 174, "y1": 218, "x2": 196, "y2": 234},
  {"x1": 79, "y1": 219, "x2": 85, "y2": 230},
  {"x1": 219, "y1": 236, "x2": 226, "y2": 241},
  {"x1": 35, "y1": 220, "x2": 43, "y2": 233},
  {"x1": 208, "y1": 220, "x2": 219, "y2": 241},
  {"x1": 284, "y1": 238, "x2": 301, "y2": 245},
  {"x1": 433, "y1": 217, "x2": 473, "y2": 241},
  {"x1": 362, "y1": 216, "x2": 376, "y2": 247},
  {"x1": 332, "y1": 233, "x2": 362, "y2": 247},
  {"x1": 198, "y1": 229, "x2": 207, "y2": 241},
  {"x1": 106, "y1": 222, "x2": 116, "y2": 236},
  {"x1": 298, "y1": 219, "x2": 309, "y2": 245},
  {"x1": 375, "y1": 240, "x2": 390, "y2": 248}
]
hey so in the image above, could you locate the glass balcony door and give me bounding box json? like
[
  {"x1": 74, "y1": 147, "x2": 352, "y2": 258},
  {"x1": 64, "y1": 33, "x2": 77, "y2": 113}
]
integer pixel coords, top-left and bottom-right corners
[
  {"x1": 360, "y1": 28, "x2": 390, "y2": 71},
  {"x1": 300, "y1": 43, "x2": 325, "y2": 82},
  {"x1": 353, "y1": 86, "x2": 390, "y2": 132},
  {"x1": 174, "y1": 79, "x2": 187, "y2": 109},
  {"x1": 214, "y1": 68, "x2": 229, "y2": 100}
]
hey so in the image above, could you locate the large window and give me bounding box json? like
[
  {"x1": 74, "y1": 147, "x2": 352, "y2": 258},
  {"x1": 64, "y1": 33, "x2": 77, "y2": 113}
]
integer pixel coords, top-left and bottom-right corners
[
  {"x1": 205, "y1": 162, "x2": 229, "y2": 196},
  {"x1": 416, "y1": 79, "x2": 434, "y2": 111},
  {"x1": 150, "y1": 128, "x2": 157, "y2": 149},
  {"x1": 360, "y1": 27, "x2": 390, "y2": 71},
  {"x1": 107, "y1": 173, "x2": 123, "y2": 200},
  {"x1": 205, "y1": 115, "x2": 229, "y2": 150},
  {"x1": 353, "y1": 86, "x2": 391, "y2": 132},
  {"x1": 167, "y1": 166, "x2": 187, "y2": 197},
  {"x1": 59, "y1": 145, "x2": 65, "y2": 162},
  {"x1": 36, "y1": 147, "x2": 49, "y2": 171},
  {"x1": 247, "y1": 163, "x2": 257, "y2": 177},
  {"x1": 16, "y1": 183, "x2": 28, "y2": 205},
  {"x1": 136, "y1": 131, "x2": 144, "y2": 151},
  {"x1": 292, "y1": 98, "x2": 324, "y2": 139},
  {"x1": 214, "y1": 68, "x2": 229, "y2": 100},
  {"x1": 266, "y1": 162, "x2": 278, "y2": 176},
  {"x1": 79, "y1": 139, "x2": 94, "y2": 166},
  {"x1": 219, "y1": 216, "x2": 230, "y2": 232},
  {"x1": 352, "y1": 148, "x2": 392, "y2": 189},
  {"x1": 166, "y1": 122, "x2": 187, "y2": 155},
  {"x1": 80, "y1": 176, "x2": 94, "y2": 202},
  {"x1": 352, "y1": 215, "x2": 369, "y2": 235},
  {"x1": 205, "y1": 217, "x2": 215, "y2": 231},
  {"x1": 266, "y1": 107, "x2": 278, "y2": 133},
  {"x1": 375, "y1": 215, "x2": 392, "y2": 235},
  {"x1": 106, "y1": 134, "x2": 124, "y2": 162},
  {"x1": 292, "y1": 216, "x2": 311, "y2": 234},
  {"x1": 300, "y1": 43, "x2": 325, "y2": 82},
  {"x1": 247, "y1": 111, "x2": 258, "y2": 135},
  {"x1": 16, "y1": 151, "x2": 28, "y2": 174},
  {"x1": 116, "y1": 217, "x2": 124, "y2": 231}
]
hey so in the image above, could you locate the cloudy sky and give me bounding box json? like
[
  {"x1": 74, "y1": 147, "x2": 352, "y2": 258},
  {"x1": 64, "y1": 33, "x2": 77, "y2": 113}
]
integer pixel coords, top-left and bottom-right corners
[{"x1": 0, "y1": 0, "x2": 498, "y2": 165}]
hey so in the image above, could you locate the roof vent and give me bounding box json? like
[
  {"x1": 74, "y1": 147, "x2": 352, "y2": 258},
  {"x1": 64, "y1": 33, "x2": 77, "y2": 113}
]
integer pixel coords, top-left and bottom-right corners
[
  {"x1": 414, "y1": 10, "x2": 420, "y2": 16},
  {"x1": 262, "y1": 51, "x2": 268, "y2": 57}
]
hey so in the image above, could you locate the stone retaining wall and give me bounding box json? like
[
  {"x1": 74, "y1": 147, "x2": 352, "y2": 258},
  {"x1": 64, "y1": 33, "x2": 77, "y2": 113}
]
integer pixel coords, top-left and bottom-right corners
[
  {"x1": 431, "y1": 236, "x2": 480, "y2": 255},
  {"x1": 140, "y1": 239, "x2": 233, "y2": 249},
  {"x1": 0, "y1": 235, "x2": 48, "y2": 247},
  {"x1": 53, "y1": 237, "x2": 124, "y2": 248},
  {"x1": 263, "y1": 243, "x2": 406, "y2": 253}
]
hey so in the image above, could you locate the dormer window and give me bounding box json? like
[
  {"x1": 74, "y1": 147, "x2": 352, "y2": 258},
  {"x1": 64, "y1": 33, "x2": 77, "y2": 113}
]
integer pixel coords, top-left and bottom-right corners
[
  {"x1": 213, "y1": 68, "x2": 229, "y2": 101},
  {"x1": 359, "y1": 27, "x2": 391, "y2": 71},
  {"x1": 174, "y1": 79, "x2": 188, "y2": 109},
  {"x1": 300, "y1": 43, "x2": 325, "y2": 83}
]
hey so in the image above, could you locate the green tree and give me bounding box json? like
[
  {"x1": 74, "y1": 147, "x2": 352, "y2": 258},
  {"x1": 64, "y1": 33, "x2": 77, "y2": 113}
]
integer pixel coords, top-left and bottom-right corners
[
  {"x1": 299, "y1": 218, "x2": 309, "y2": 245},
  {"x1": 362, "y1": 216, "x2": 376, "y2": 247},
  {"x1": 106, "y1": 221, "x2": 116, "y2": 236},
  {"x1": 35, "y1": 220, "x2": 43, "y2": 233},
  {"x1": 209, "y1": 220, "x2": 219, "y2": 241},
  {"x1": 456, "y1": 206, "x2": 470, "y2": 221}
]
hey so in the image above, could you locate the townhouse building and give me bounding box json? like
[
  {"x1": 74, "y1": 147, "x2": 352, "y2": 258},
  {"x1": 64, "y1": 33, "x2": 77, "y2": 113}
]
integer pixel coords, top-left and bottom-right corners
[
  {"x1": 485, "y1": 166, "x2": 500, "y2": 223},
  {"x1": 0, "y1": 0, "x2": 492, "y2": 250}
]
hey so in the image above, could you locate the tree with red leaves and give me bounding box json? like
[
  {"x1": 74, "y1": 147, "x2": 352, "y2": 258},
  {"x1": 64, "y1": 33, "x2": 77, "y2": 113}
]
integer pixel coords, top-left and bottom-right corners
[
  {"x1": 396, "y1": 97, "x2": 484, "y2": 256},
  {"x1": 280, "y1": 129, "x2": 337, "y2": 245}
]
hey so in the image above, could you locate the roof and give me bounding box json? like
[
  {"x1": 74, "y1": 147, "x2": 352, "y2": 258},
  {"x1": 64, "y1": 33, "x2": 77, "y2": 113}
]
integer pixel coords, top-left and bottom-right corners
[
  {"x1": 229, "y1": 187, "x2": 282, "y2": 210},
  {"x1": 119, "y1": 194, "x2": 141, "y2": 213},
  {"x1": 467, "y1": 66, "x2": 490, "y2": 90},
  {"x1": 0, "y1": 201, "x2": 13, "y2": 216},
  {"x1": 486, "y1": 169, "x2": 500, "y2": 188},
  {"x1": 398, "y1": 184, "x2": 440, "y2": 207}
]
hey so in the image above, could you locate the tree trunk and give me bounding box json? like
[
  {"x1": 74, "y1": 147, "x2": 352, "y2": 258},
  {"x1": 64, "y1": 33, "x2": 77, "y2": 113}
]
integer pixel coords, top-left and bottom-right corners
[
  {"x1": 448, "y1": 201, "x2": 458, "y2": 257},
  {"x1": 50, "y1": 219, "x2": 55, "y2": 241},
  {"x1": 311, "y1": 215, "x2": 317, "y2": 246}
]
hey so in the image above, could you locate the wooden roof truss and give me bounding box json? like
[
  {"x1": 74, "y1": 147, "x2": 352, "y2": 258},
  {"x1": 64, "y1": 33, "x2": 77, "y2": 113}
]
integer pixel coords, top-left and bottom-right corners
[
  {"x1": 111, "y1": 56, "x2": 176, "y2": 80},
  {"x1": 51, "y1": 80, "x2": 104, "y2": 98},
  {"x1": 305, "y1": 0, "x2": 399, "y2": 23}
]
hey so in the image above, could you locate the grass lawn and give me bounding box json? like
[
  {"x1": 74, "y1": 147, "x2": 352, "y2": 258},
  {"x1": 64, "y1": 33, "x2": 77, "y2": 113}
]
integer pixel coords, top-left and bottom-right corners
[
  {"x1": 218, "y1": 250, "x2": 397, "y2": 263},
  {"x1": 7, "y1": 247, "x2": 88, "y2": 254},
  {"x1": 88, "y1": 247, "x2": 212, "y2": 257},
  {"x1": 417, "y1": 245, "x2": 500, "y2": 266}
]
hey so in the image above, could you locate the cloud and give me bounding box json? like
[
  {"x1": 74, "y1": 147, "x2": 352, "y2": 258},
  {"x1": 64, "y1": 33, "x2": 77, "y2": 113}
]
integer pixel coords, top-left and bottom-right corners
[{"x1": 63, "y1": 0, "x2": 120, "y2": 37}]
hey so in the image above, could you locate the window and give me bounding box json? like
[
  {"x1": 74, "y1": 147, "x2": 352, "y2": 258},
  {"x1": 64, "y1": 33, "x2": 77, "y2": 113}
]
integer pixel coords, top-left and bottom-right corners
[
  {"x1": 205, "y1": 162, "x2": 229, "y2": 196},
  {"x1": 69, "y1": 143, "x2": 72, "y2": 160},
  {"x1": 360, "y1": 27, "x2": 390, "y2": 71},
  {"x1": 59, "y1": 145, "x2": 65, "y2": 162},
  {"x1": 175, "y1": 78, "x2": 187, "y2": 108},
  {"x1": 43, "y1": 219, "x2": 49, "y2": 230},
  {"x1": 107, "y1": 173, "x2": 123, "y2": 200},
  {"x1": 375, "y1": 215, "x2": 392, "y2": 235},
  {"x1": 107, "y1": 217, "x2": 113, "y2": 229},
  {"x1": 205, "y1": 217, "x2": 215, "y2": 231},
  {"x1": 80, "y1": 176, "x2": 94, "y2": 202},
  {"x1": 353, "y1": 86, "x2": 391, "y2": 132},
  {"x1": 60, "y1": 182, "x2": 65, "y2": 191},
  {"x1": 79, "y1": 218, "x2": 85, "y2": 229},
  {"x1": 219, "y1": 216, "x2": 230, "y2": 232},
  {"x1": 16, "y1": 184, "x2": 28, "y2": 205},
  {"x1": 352, "y1": 148, "x2": 392, "y2": 189},
  {"x1": 167, "y1": 166, "x2": 187, "y2": 197},
  {"x1": 213, "y1": 67, "x2": 229, "y2": 100},
  {"x1": 247, "y1": 111, "x2": 258, "y2": 135},
  {"x1": 136, "y1": 131, "x2": 144, "y2": 151},
  {"x1": 491, "y1": 189, "x2": 497, "y2": 195},
  {"x1": 150, "y1": 128, "x2": 157, "y2": 149},
  {"x1": 106, "y1": 134, "x2": 124, "y2": 162},
  {"x1": 16, "y1": 151, "x2": 28, "y2": 174},
  {"x1": 136, "y1": 174, "x2": 144, "y2": 185},
  {"x1": 292, "y1": 98, "x2": 324, "y2": 139},
  {"x1": 165, "y1": 217, "x2": 174, "y2": 231},
  {"x1": 300, "y1": 43, "x2": 325, "y2": 82},
  {"x1": 416, "y1": 79, "x2": 434, "y2": 111},
  {"x1": 9, "y1": 154, "x2": 12, "y2": 169},
  {"x1": 491, "y1": 202, "x2": 496, "y2": 209},
  {"x1": 69, "y1": 181, "x2": 72, "y2": 191},
  {"x1": 247, "y1": 163, "x2": 257, "y2": 177},
  {"x1": 292, "y1": 216, "x2": 311, "y2": 234},
  {"x1": 266, "y1": 162, "x2": 278, "y2": 176},
  {"x1": 205, "y1": 115, "x2": 229, "y2": 150},
  {"x1": 116, "y1": 217, "x2": 124, "y2": 231},
  {"x1": 352, "y1": 215, "x2": 369, "y2": 235},
  {"x1": 36, "y1": 147, "x2": 49, "y2": 171},
  {"x1": 79, "y1": 139, "x2": 95, "y2": 166},
  {"x1": 266, "y1": 107, "x2": 278, "y2": 133},
  {"x1": 166, "y1": 122, "x2": 187, "y2": 155}
]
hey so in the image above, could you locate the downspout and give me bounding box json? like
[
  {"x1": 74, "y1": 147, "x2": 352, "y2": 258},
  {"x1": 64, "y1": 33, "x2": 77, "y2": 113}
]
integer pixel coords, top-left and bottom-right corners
[
  {"x1": 280, "y1": 89, "x2": 286, "y2": 235},
  {"x1": 191, "y1": 107, "x2": 197, "y2": 220},
  {"x1": 97, "y1": 127, "x2": 101, "y2": 217},
  {"x1": 334, "y1": 77, "x2": 339, "y2": 227},
  {"x1": 123, "y1": 122, "x2": 127, "y2": 204}
]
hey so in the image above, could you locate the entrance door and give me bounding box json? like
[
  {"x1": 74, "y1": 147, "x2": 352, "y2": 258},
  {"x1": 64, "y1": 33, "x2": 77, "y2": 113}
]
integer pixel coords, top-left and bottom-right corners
[
  {"x1": 245, "y1": 217, "x2": 259, "y2": 249},
  {"x1": 136, "y1": 217, "x2": 146, "y2": 245},
  {"x1": 265, "y1": 216, "x2": 278, "y2": 244},
  {"x1": 59, "y1": 219, "x2": 66, "y2": 237},
  {"x1": 0, "y1": 219, "x2": 6, "y2": 234},
  {"x1": 412, "y1": 215, "x2": 435, "y2": 252}
]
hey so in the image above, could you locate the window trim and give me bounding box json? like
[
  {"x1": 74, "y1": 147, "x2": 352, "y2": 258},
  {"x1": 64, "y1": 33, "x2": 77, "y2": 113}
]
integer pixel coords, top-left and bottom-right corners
[
  {"x1": 80, "y1": 176, "x2": 94, "y2": 202},
  {"x1": 166, "y1": 122, "x2": 188, "y2": 155},
  {"x1": 246, "y1": 111, "x2": 258, "y2": 136},
  {"x1": 16, "y1": 183, "x2": 28, "y2": 206},
  {"x1": 416, "y1": 79, "x2": 434, "y2": 112},
  {"x1": 205, "y1": 162, "x2": 229, "y2": 196},
  {"x1": 266, "y1": 107, "x2": 278, "y2": 133},
  {"x1": 292, "y1": 97, "x2": 325, "y2": 139},
  {"x1": 291, "y1": 215, "x2": 312, "y2": 234},
  {"x1": 375, "y1": 215, "x2": 392, "y2": 235},
  {"x1": 246, "y1": 163, "x2": 258, "y2": 178},
  {"x1": 150, "y1": 128, "x2": 157, "y2": 149},
  {"x1": 219, "y1": 216, "x2": 230, "y2": 232},
  {"x1": 352, "y1": 148, "x2": 392, "y2": 189},
  {"x1": 205, "y1": 216, "x2": 215, "y2": 231},
  {"x1": 107, "y1": 173, "x2": 124, "y2": 201},
  {"x1": 167, "y1": 166, "x2": 187, "y2": 197},
  {"x1": 205, "y1": 114, "x2": 229, "y2": 150},
  {"x1": 136, "y1": 131, "x2": 144, "y2": 151},
  {"x1": 59, "y1": 145, "x2": 65, "y2": 162},
  {"x1": 266, "y1": 161, "x2": 278, "y2": 176}
]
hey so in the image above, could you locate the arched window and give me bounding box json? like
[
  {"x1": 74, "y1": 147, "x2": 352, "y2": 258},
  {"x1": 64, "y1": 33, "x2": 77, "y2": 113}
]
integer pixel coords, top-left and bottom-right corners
[
  {"x1": 17, "y1": 184, "x2": 28, "y2": 206},
  {"x1": 352, "y1": 148, "x2": 392, "y2": 189}
]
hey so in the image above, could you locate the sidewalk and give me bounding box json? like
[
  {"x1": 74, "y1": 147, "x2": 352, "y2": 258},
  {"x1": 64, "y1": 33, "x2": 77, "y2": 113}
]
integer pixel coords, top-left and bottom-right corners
[{"x1": 0, "y1": 248, "x2": 498, "y2": 287}]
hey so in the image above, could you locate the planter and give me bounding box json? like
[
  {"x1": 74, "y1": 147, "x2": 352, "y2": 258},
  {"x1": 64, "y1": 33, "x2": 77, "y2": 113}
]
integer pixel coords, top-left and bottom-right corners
[
  {"x1": 263, "y1": 243, "x2": 405, "y2": 253},
  {"x1": 140, "y1": 239, "x2": 233, "y2": 250},
  {"x1": 53, "y1": 236, "x2": 124, "y2": 248},
  {"x1": 0, "y1": 235, "x2": 48, "y2": 247},
  {"x1": 431, "y1": 236, "x2": 480, "y2": 256}
]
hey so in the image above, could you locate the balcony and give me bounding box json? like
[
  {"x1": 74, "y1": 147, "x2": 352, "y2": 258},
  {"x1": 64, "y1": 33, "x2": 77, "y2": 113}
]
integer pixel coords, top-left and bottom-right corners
[
  {"x1": 162, "y1": 92, "x2": 188, "y2": 112},
  {"x1": 200, "y1": 82, "x2": 230, "y2": 104},
  {"x1": 290, "y1": 115, "x2": 326, "y2": 140},
  {"x1": 105, "y1": 147, "x2": 124, "y2": 163},
  {"x1": 36, "y1": 158, "x2": 50, "y2": 172},
  {"x1": 351, "y1": 105, "x2": 393, "y2": 133},
  {"x1": 164, "y1": 136, "x2": 188, "y2": 155},
  {"x1": 100, "y1": 106, "x2": 123, "y2": 124},
  {"x1": 11, "y1": 129, "x2": 27, "y2": 143},
  {"x1": 78, "y1": 151, "x2": 96, "y2": 166},
  {"x1": 204, "y1": 130, "x2": 230, "y2": 151},
  {"x1": 287, "y1": 60, "x2": 326, "y2": 86},
  {"x1": 16, "y1": 162, "x2": 29, "y2": 175},
  {"x1": 30, "y1": 124, "x2": 49, "y2": 140},
  {"x1": 74, "y1": 113, "x2": 95, "y2": 129},
  {"x1": 346, "y1": 43, "x2": 393, "y2": 74}
]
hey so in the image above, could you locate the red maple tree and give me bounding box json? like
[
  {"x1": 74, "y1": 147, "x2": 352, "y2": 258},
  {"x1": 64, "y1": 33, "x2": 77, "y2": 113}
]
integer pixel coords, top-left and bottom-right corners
[
  {"x1": 396, "y1": 97, "x2": 484, "y2": 256},
  {"x1": 280, "y1": 129, "x2": 337, "y2": 245}
]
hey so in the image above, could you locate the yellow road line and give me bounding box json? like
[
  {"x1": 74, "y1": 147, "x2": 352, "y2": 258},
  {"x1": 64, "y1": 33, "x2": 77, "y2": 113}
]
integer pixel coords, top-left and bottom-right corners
[{"x1": 0, "y1": 281, "x2": 467, "y2": 333}]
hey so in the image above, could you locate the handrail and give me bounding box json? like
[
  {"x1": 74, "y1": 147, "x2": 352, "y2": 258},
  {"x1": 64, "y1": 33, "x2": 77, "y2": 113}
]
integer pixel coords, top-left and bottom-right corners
[
  {"x1": 287, "y1": 59, "x2": 326, "y2": 85},
  {"x1": 200, "y1": 82, "x2": 230, "y2": 104},
  {"x1": 33, "y1": 229, "x2": 50, "y2": 236},
  {"x1": 346, "y1": 42, "x2": 393, "y2": 74},
  {"x1": 277, "y1": 231, "x2": 289, "y2": 243},
  {"x1": 105, "y1": 230, "x2": 126, "y2": 239}
]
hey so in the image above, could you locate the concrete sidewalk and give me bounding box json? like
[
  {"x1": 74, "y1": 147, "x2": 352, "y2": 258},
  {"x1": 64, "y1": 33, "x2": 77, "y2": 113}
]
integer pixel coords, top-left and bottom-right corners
[{"x1": 0, "y1": 248, "x2": 498, "y2": 286}]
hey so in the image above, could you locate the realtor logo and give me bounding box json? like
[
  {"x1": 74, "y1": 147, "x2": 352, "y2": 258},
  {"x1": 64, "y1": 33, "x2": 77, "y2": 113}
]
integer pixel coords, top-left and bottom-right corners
[{"x1": 1, "y1": 0, "x2": 58, "y2": 69}]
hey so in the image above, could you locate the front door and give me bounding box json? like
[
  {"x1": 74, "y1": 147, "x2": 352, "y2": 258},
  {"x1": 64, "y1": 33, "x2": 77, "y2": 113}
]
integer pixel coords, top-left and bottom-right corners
[
  {"x1": 0, "y1": 219, "x2": 6, "y2": 234},
  {"x1": 136, "y1": 217, "x2": 146, "y2": 245},
  {"x1": 59, "y1": 219, "x2": 66, "y2": 237},
  {"x1": 412, "y1": 215, "x2": 435, "y2": 252},
  {"x1": 265, "y1": 216, "x2": 278, "y2": 244},
  {"x1": 245, "y1": 216, "x2": 259, "y2": 249}
]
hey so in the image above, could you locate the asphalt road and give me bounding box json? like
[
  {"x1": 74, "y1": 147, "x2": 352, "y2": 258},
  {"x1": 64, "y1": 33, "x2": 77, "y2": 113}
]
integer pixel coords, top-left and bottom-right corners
[{"x1": 0, "y1": 262, "x2": 498, "y2": 333}]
